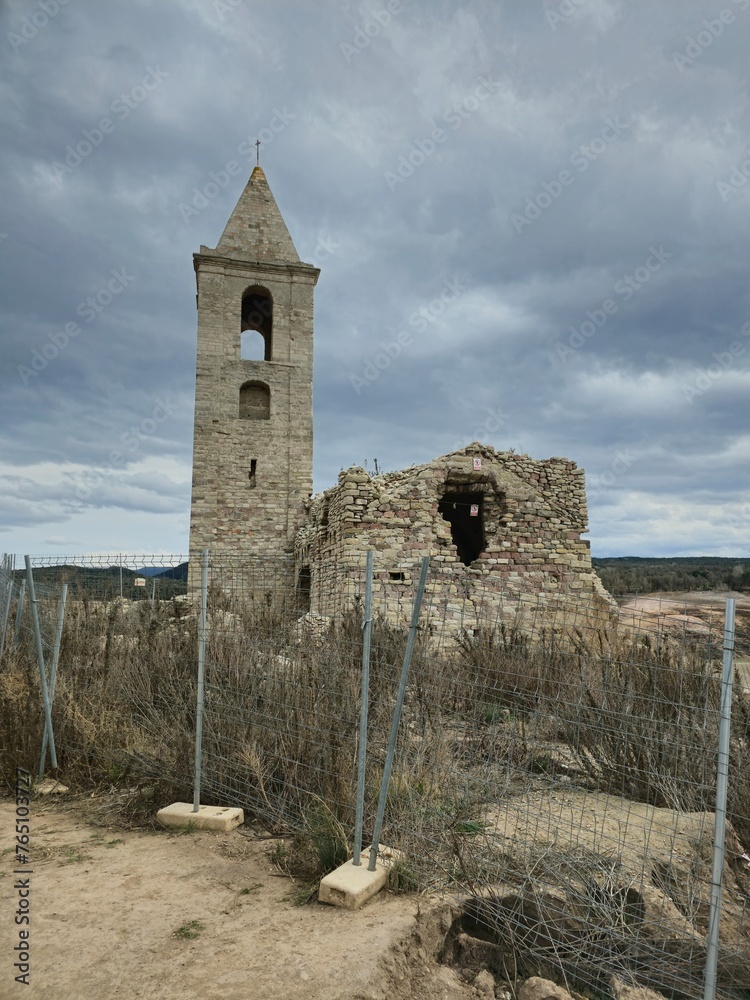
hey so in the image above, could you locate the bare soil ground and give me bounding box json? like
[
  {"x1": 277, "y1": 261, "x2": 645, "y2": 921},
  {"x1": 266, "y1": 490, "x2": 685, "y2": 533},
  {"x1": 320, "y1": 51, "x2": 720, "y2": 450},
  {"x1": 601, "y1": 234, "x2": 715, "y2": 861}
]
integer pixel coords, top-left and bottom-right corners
[
  {"x1": 0, "y1": 793, "x2": 476, "y2": 1000},
  {"x1": 617, "y1": 590, "x2": 750, "y2": 642},
  {"x1": 617, "y1": 590, "x2": 750, "y2": 678}
]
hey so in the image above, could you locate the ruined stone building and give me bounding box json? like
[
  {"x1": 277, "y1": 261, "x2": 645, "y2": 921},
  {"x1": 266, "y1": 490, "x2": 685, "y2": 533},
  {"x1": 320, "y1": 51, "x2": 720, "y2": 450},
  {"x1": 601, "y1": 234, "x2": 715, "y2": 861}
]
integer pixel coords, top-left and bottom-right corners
[{"x1": 188, "y1": 168, "x2": 609, "y2": 623}]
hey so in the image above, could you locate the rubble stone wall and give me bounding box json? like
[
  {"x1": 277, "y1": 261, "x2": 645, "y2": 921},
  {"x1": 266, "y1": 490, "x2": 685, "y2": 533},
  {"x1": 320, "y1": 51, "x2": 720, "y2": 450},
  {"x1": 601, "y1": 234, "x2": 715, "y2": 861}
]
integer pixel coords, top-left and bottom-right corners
[{"x1": 295, "y1": 442, "x2": 612, "y2": 631}]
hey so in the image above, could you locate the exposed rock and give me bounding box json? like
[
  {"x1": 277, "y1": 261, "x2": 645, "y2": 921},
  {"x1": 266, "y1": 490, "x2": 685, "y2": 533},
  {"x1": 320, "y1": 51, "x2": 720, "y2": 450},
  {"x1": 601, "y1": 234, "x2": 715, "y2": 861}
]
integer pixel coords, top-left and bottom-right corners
[
  {"x1": 291, "y1": 612, "x2": 331, "y2": 643},
  {"x1": 610, "y1": 975, "x2": 668, "y2": 1000},
  {"x1": 473, "y1": 968, "x2": 496, "y2": 998},
  {"x1": 456, "y1": 876, "x2": 750, "y2": 1000},
  {"x1": 441, "y1": 924, "x2": 516, "y2": 980},
  {"x1": 519, "y1": 976, "x2": 575, "y2": 1000}
]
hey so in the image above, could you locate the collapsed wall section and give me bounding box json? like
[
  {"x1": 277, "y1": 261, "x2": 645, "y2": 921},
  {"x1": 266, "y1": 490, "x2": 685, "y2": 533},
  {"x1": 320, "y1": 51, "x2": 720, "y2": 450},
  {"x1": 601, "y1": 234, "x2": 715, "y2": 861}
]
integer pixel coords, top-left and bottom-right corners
[{"x1": 295, "y1": 442, "x2": 612, "y2": 631}]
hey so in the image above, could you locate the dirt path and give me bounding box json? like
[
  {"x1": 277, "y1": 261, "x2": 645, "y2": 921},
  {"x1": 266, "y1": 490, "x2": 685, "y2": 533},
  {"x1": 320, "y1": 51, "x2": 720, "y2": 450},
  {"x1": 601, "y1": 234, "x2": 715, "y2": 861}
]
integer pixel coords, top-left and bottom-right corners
[{"x1": 0, "y1": 795, "x2": 475, "y2": 1000}]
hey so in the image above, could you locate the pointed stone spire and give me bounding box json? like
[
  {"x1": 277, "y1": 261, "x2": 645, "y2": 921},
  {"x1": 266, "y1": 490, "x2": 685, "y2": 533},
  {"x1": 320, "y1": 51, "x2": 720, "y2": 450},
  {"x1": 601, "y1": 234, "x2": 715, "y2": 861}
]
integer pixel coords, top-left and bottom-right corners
[{"x1": 216, "y1": 166, "x2": 300, "y2": 262}]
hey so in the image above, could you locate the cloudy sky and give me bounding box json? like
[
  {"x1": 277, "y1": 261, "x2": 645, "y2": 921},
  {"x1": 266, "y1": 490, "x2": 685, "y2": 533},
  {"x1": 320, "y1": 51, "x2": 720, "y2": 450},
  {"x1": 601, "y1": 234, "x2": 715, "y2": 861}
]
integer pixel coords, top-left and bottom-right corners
[{"x1": 1, "y1": 0, "x2": 749, "y2": 559}]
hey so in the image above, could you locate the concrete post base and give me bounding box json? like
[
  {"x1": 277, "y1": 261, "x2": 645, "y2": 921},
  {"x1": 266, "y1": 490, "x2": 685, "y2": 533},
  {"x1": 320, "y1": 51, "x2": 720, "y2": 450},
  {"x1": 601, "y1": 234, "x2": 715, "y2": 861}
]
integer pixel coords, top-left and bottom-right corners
[
  {"x1": 35, "y1": 778, "x2": 69, "y2": 795},
  {"x1": 318, "y1": 845, "x2": 399, "y2": 910},
  {"x1": 156, "y1": 802, "x2": 244, "y2": 833}
]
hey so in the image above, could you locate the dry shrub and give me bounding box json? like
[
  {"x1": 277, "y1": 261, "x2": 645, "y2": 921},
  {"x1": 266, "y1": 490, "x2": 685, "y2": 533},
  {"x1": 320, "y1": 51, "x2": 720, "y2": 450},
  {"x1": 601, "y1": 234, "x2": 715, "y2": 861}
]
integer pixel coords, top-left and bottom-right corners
[
  {"x1": 453, "y1": 618, "x2": 589, "y2": 716},
  {"x1": 453, "y1": 618, "x2": 750, "y2": 848},
  {"x1": 3, "y1": 587, "x2": 749, "y2": 887},
  {"x1": 0, "y1": 658, "x2": 45, "y2": 789},
  {"x1": 557, "y1": 634, "x2": 750, "y2": 848},
  {"x1": 0, "y1": 597, "x2": 198, "y2": 799},
  {"x1": 196, "y1": 605, "x2": 437, "y2": 835}
]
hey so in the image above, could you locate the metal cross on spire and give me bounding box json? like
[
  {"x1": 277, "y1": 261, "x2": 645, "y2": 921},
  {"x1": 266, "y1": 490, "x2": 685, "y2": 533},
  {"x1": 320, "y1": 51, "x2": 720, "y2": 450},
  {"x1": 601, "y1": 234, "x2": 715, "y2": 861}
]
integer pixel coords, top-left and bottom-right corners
[{"x1": 255, "y1": 139, "x2": 261, "y2": 166}]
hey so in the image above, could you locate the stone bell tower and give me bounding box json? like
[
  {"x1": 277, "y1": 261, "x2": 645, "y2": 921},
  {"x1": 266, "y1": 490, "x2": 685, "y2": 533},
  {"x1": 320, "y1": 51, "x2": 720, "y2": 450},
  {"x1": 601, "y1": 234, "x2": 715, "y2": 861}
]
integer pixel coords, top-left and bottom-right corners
[{"x1": 188, "y1": 167, "x2": 319, "y2": 578}]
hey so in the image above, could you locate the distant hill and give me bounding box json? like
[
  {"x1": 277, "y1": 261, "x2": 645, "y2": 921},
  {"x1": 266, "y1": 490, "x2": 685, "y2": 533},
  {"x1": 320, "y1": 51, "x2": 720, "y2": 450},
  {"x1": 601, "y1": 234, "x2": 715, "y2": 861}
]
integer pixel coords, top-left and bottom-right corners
[
  {"x1": 155, "y1": 562, "x2": 188, "y2": 581},
  {"x1": 17, "y1": 562, "x2": 188, "y2": 599},
  {"x1": 592, "y1": 556, "x2": 750, "y2": 595},
  {"x1": 137, "y1": 563, "x2": 188, "y2": 581}
]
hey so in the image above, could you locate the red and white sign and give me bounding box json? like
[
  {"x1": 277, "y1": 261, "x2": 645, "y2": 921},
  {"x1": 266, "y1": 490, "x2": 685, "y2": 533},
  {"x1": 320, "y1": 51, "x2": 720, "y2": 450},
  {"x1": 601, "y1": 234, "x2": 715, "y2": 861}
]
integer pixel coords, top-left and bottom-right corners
[
  {"x1": 470, "y1": 504, "x2": 479, "y2": 517},
  {"x1": 473, "y1": 458, "x2": 482, "y2": 470}
]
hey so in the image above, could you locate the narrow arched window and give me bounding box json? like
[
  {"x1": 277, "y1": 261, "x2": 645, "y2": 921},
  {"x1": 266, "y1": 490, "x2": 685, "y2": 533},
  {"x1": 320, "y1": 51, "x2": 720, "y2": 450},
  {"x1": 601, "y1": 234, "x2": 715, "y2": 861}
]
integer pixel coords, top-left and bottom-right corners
[
  {"x1": 241, "y1": 287, "x2": 272, "y2": 361},
  {"x1": 239, "y1": 381, "x2": 270, "y2": 420},
  {"x1": 241, "y1": 329, "x2": 266, "y2": 360}
]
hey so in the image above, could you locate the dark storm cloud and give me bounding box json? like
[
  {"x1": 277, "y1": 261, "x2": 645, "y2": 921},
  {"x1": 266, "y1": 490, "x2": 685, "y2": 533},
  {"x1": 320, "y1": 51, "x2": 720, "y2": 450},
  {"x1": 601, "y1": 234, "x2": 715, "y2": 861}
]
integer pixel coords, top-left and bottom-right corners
[{"x1": 0, "y1": 0, "x2": 748, "y2": 555}]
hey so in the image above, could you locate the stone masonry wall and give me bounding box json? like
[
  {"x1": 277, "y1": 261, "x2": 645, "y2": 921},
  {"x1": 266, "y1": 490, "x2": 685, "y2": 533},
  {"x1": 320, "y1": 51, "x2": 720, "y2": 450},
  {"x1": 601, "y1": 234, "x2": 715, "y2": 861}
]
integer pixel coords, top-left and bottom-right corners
[
  {"x1": 189, "y1": 257, "x2": 317, "y2": 576},
  {"x1": 295, "y1": 442, "x2": 612, "y2": 631}
]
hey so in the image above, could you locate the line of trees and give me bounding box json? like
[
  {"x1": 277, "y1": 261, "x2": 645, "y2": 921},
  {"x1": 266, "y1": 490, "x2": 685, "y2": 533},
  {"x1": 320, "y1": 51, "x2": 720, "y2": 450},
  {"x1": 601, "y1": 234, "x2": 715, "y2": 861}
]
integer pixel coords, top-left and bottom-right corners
[
  {"x1": 592, "y1": 556, "x2": 750, "y2": 594},
  {"x1": 16, "y1": 563, "x2": 188, "y2": 600}
]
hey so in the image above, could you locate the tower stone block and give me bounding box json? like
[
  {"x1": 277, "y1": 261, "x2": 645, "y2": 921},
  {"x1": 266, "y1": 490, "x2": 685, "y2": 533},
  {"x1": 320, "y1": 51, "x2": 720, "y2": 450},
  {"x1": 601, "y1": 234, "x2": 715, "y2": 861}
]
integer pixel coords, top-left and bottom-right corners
[{"x1": 188, "y1": 167, "x2": 319, "y2": 583}]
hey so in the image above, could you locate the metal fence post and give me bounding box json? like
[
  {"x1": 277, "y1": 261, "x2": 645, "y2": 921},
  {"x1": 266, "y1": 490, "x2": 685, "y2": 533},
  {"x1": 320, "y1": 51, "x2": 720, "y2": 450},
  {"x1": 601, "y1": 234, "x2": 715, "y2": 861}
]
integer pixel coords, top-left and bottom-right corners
[
  {"x1": 0, "y1": 585, "x2": 10, "y2": 659},
  {"x1": 24, "y1": 556, "x2": 58, "y2": 772},
  {"x1": 703, "y1": 597, "x2": 736, "y2": 1000},
  {"x1": 353, "y1": 550, "x2": 374, "y2": 866},
  {"x1": 193, "y1": 548, "x2": 209, "y2": 812},
  {"x1": 12, "y1": 579, "x2": 26, "y2": 650},
  {"x1": 0, "y1": 560, "x2": 13, "y2": 658},
  {"x1": 368, "y1": 556, "x2": 429, "y2": 872},
  {"x1": 38, "y1": 584, "x2": 68, "y2": 780}
]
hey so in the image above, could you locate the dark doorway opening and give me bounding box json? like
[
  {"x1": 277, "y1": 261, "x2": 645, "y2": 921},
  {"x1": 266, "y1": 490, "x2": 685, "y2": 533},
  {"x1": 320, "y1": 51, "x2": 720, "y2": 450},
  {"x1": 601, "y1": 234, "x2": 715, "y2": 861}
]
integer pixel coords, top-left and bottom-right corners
[
  {"x1": 297, "y1": 565, "x2": 311, "y2": 613},
  {"x1": 439, "y1": 492, "x2": 485, "y2": 566}
]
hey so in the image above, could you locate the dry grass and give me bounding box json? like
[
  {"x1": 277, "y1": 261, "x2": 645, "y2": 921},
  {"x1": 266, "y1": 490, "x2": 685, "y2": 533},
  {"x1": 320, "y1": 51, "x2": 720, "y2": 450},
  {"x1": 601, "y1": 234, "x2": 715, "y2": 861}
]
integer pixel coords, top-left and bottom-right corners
[
  {"x1": 3, "y1": 589, "x2": 750, "y2": 999},
  {"x1": 453, "y1": 619, "x2": 750, "y2": 844},
  {"x1": 1, "y1": 590, "x2": 749, "y2": 865}
]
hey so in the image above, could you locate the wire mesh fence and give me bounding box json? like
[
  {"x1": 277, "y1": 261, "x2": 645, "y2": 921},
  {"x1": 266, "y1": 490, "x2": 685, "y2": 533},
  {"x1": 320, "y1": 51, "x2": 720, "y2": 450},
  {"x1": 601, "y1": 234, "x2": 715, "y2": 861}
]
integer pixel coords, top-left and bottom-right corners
[
  {"x1": 2, "y1": 551, "x2": 749, "y2": 999},
  {"x1": 24, "y1": 553, "x2": 189, "y2": 603},
  {"x1": 0, "y1": 553, "x2": 14, "y2": 658}
]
